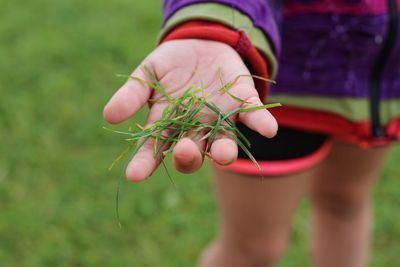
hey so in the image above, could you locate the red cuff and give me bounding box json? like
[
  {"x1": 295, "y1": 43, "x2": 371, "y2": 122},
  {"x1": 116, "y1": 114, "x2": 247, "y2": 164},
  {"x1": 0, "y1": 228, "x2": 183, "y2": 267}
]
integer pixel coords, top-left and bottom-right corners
[{"x1": 161, "y1": 20, "x2": 270, "y2": 101}]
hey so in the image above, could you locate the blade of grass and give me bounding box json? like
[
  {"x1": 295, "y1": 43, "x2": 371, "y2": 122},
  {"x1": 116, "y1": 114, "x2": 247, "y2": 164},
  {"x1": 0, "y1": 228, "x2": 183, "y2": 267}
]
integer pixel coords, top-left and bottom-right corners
[
  {"x1": 236, "y1": 103, "x2": 282, "y2": 113},
  {"x1": 114, "y1": 135, "x2": 150, "y2": 227},
  {"x1": 143, "y1": 65, "x2": 172, "y2": 102}
]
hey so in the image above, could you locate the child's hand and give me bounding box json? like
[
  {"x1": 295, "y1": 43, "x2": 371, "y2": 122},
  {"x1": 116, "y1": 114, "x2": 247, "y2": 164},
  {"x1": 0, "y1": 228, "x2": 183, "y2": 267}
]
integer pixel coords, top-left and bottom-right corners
[{"x1": 103, "y1": 39, "x2": 277, "y2": 182}]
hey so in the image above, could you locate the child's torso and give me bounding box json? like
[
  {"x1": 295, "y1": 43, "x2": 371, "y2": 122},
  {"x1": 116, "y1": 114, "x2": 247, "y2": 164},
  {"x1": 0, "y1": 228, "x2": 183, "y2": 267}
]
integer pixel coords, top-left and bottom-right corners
[{"x1": 273, "y1": 0, "x2": 400, "y2": 100}]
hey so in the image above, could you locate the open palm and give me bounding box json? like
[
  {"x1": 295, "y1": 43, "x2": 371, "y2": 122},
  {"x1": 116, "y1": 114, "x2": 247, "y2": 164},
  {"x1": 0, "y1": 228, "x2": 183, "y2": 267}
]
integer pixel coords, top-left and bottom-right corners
[{"x1": 104, "y1": 39, "x2": 277, "y2": 182}]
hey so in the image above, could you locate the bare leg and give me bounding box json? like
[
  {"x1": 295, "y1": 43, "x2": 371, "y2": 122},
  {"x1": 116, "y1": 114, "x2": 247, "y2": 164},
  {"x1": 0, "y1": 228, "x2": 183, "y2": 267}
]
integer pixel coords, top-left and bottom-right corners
[
  {"x1": 198, "y1": 167, "x2": 313, "y2": 267},
  {"x1": 309, "y1": 139, "x2": 391, "y2": 267}
]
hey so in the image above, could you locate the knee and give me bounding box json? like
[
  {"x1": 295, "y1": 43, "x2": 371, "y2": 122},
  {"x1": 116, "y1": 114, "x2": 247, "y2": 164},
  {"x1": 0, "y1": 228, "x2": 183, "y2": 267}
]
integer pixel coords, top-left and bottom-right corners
[
  {"x1": 244, "y1": 238, "x2": 287, "y2": 266},
  {"x1": 229, "y1": 235, "x2": 288, "y2": 266},
  {"x1": 310, "y1": 187, "x2": 371, "y2": 220}
]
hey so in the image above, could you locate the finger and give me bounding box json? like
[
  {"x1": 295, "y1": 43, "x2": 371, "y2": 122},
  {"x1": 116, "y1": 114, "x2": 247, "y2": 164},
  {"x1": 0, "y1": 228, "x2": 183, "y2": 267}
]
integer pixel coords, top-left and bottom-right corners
[
  {"x1": 172, "y1": 138, "x2": 204, "y2": 174},
  {"x1": 125, "y1": 138, "x2": 160, "y2": 182},
  {"x1": 238, "y1": 96, "x2": 278, "y2": 138},
  {"x1": 210, "y1": 134, "x2": 238, "y2": 166},
  {"x1": 125, "y1": 103, "x2": 168, "y2": 182},
  {"x1": 103, "y1": 65, "x2": 152, "y2": 124},
  {"x1": 172, "y1": 127, "x2": 207, "y2": 173}
]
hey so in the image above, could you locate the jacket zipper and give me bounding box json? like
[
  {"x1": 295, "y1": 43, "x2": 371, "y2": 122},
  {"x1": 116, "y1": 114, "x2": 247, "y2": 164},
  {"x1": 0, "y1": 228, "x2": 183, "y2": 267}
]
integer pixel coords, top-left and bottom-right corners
[{"x1": 369, "y1": 0, "x2": 398, "y2": 137}]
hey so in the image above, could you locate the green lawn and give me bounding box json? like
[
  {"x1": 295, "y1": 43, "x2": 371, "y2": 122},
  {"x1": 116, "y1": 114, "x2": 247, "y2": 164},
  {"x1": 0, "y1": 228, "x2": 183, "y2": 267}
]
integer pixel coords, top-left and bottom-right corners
[{"x1": 0, "y1": 1, "x2": 399, "y2": 266}]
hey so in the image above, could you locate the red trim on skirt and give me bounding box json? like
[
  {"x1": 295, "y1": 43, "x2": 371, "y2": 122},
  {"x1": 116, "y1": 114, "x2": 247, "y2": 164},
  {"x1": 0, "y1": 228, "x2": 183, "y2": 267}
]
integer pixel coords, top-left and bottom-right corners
[{"x1": 216, "y1": 138, "x2": 332, "y2": 176}]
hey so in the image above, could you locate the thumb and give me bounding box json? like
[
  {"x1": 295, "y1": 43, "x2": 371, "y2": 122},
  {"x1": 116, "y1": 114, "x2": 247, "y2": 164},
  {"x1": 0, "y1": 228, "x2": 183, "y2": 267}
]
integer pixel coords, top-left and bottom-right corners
[{"x1": 103, "y1": 65, "x2": 152, "y2": 124}]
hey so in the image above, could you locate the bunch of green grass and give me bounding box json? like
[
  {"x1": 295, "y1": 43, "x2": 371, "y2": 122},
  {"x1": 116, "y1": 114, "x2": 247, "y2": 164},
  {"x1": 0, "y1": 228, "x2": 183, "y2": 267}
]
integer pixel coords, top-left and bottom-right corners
[
  {"x1": 105, "y1": 66, "x2": 280, "y2": 225},
  {"x1": 106, "y1": 66, "x2": 280, "y2": 174}
]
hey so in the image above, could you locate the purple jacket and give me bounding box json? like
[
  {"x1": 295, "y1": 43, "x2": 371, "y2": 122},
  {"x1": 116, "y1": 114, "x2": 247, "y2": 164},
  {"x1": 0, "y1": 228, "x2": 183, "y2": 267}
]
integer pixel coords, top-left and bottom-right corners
[{"x1": 163, "y1": 0, "x2": 400, "y2": 136}]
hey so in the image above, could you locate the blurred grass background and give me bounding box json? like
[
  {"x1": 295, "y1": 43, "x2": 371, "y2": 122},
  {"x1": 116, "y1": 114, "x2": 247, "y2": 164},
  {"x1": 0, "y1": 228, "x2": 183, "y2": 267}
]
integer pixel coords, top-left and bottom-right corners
[{"x1": 0, "y1": 0, "x2": 399, "y2": 266}]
